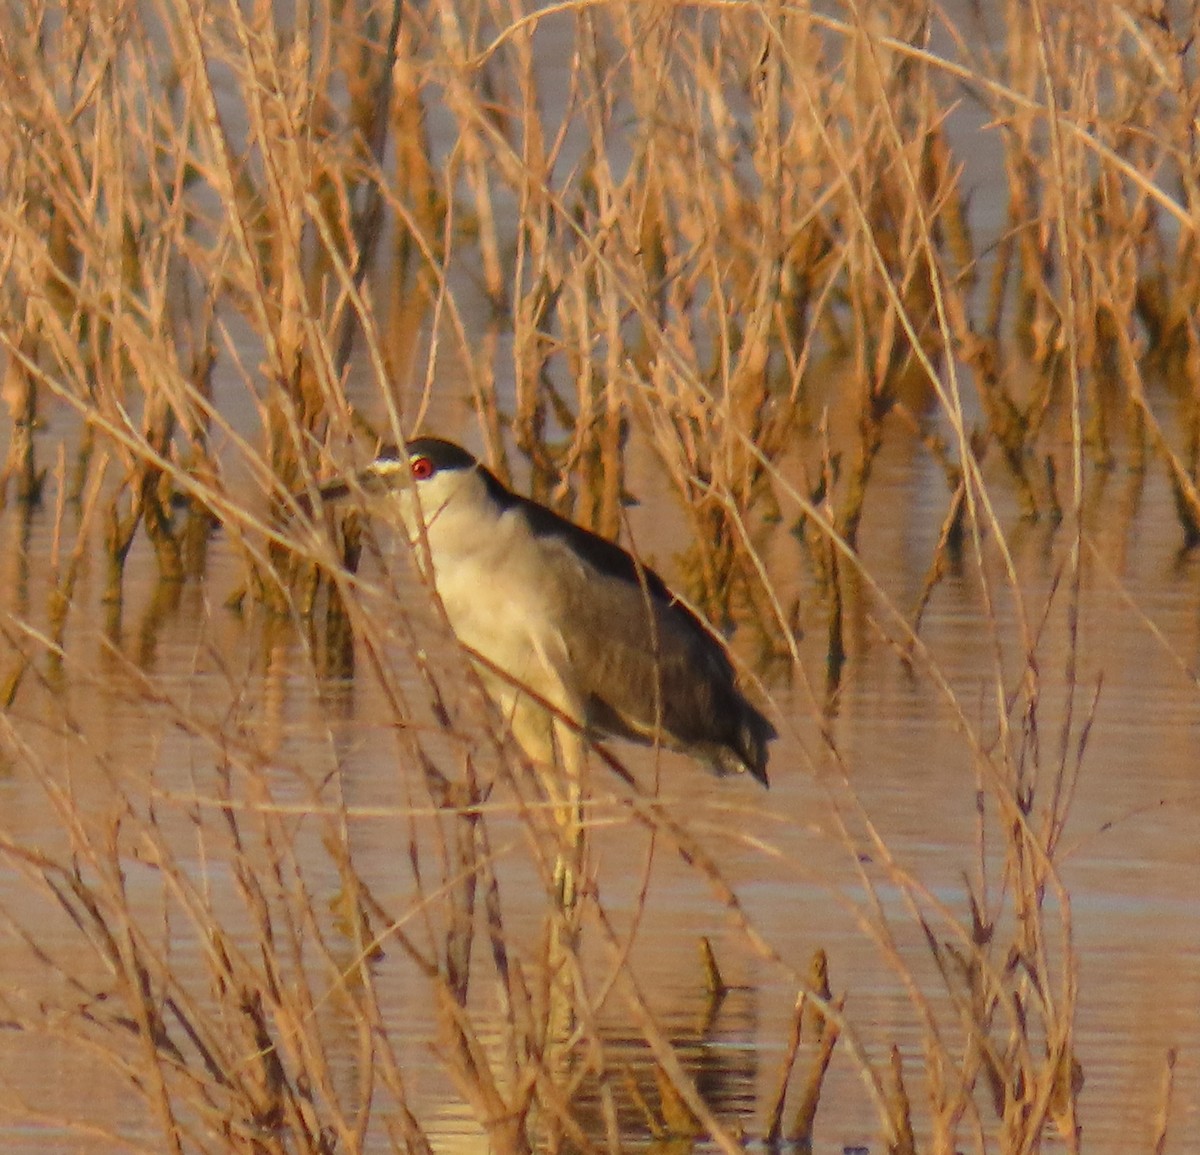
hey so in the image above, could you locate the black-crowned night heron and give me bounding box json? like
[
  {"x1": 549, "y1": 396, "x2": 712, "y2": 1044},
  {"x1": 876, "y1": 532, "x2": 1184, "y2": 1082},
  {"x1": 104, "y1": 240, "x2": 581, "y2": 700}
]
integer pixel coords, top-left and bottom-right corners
[{"x1": 323, "y1": 437, "x2": 776, "y2": 786}]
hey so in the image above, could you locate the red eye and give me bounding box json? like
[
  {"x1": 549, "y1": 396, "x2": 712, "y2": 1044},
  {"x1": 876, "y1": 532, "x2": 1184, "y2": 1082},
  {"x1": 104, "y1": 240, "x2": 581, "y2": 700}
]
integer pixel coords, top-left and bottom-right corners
[{"x1": 411, "y1": 456, "x2": 434, "y2": 481}]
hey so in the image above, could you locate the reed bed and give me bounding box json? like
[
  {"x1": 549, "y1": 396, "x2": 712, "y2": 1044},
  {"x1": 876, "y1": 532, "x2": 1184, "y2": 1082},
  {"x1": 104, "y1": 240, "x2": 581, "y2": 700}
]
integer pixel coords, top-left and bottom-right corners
[{"x1": 0, "y1": 0, "x2": 1193, "y2": 1151}]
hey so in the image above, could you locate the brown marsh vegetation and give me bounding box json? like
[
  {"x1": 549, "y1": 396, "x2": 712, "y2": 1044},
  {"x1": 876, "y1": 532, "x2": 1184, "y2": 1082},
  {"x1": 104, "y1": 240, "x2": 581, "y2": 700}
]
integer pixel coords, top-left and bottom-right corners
[{"x1": 0, "y1": 0, "x2": 1196, "y2": 1151}]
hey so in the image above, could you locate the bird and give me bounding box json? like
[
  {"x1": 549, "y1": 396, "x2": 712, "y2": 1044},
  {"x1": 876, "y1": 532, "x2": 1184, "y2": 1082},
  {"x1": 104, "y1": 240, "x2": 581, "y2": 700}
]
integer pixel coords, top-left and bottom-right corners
[{"x1": 320, "y1": 437, "x2": 775, "y2": 786}]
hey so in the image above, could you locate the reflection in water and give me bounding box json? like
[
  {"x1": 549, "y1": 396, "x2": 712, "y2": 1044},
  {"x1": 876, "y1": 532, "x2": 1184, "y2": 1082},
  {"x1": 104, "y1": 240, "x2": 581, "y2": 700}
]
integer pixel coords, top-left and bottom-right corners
[{"x1": 570, "y1": 987, "x2": 759, "y2": 1144}]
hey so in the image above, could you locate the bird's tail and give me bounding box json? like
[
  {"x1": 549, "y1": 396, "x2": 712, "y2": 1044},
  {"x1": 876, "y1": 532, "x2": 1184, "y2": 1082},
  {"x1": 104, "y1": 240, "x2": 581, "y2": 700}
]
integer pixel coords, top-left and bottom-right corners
[
  {"x1": 738, "y1": 704, "x2": 776, "y2": 787},
  {"x1": 708, "y1": 703, "x2": 775, "y2": 787}
]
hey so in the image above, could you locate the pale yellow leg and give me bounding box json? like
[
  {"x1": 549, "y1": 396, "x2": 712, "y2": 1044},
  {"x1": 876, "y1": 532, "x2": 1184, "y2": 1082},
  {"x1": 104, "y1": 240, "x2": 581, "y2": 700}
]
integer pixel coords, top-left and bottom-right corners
[
  {"x1": 506, "y1": 689, "x2": 587, "y2": 921},
  {"x1": 505, "y1": 675, "x2": 588, "y2": 1085}
]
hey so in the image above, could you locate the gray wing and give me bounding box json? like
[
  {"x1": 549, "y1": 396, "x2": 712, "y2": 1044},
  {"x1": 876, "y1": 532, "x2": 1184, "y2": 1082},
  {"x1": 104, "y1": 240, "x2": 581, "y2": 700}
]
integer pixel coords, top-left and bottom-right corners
[{"x1": 544, "y1": 538, "x2": 769, "y2": 774}]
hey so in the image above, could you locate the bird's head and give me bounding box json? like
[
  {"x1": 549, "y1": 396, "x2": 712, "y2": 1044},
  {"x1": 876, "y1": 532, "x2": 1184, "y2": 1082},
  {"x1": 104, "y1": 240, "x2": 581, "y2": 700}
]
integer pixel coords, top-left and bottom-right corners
[{"x1": 320, "y1": 438, "x2": 498, "y2": 542}]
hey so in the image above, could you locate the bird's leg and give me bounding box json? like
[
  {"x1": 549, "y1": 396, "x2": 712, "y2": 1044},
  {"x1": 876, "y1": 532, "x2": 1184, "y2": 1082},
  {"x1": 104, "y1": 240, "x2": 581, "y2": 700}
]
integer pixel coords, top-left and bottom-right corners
[
  {"x1": 543, "y1": 708, "x2": 587, "y2": 1107},
  {"x1": 548, "y1": 711, "x2": 586, "y2": 933},
  {"x1": 508, "y1": 687, "x2": 588, "y2": 1077},
  {"x1": 502, "y1": 666, "x2": 588, "y2": 925}
]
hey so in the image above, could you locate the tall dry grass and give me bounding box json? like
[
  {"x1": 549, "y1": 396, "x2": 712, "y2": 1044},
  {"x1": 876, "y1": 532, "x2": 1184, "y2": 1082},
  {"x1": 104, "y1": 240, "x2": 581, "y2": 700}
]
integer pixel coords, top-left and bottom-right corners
[{"x1": 0, "y1": 0, "x2": 1193, "y2": 1151}]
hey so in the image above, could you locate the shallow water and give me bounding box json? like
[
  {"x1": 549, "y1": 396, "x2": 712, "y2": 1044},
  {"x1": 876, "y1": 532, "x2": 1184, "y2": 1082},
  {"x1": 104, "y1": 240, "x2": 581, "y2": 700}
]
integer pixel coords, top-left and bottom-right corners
[{"x1": 0, "y1": 406, "x2": 1196, "y2": 1153}]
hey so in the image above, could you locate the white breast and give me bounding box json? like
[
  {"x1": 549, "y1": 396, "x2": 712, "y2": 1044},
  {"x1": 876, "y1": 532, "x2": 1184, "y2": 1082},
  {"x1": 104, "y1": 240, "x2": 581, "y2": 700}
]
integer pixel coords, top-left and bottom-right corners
[{"x1": 409, "y1": 477, "x2": 579, "y2": 721}]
